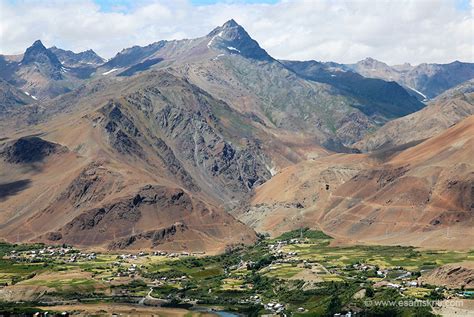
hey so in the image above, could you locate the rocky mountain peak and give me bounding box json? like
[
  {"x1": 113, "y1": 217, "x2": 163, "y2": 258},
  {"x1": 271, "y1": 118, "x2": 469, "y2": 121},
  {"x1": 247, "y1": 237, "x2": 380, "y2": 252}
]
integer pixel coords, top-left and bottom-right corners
[
  {"x1": 208, "y1": 19, "x2": 244, "y2": 38},
  {"x1": 21, "y1": 40, "x2": 62, "y2": 68},
  {"x1": 207, "y1": 19, "x2": 272, "y2": 61},
  {"x1": 32, "y1": 39, "x2": 44, "y2": 47},
  {"x1": 80, "y1": 49, "x2": 104, "y2": 61},
  {"x1": 222, "y1": 18, "x2": 239, "y2": 28},
  {"x1": 358, "y1": 57, "x2": 388, "y2": 67}
]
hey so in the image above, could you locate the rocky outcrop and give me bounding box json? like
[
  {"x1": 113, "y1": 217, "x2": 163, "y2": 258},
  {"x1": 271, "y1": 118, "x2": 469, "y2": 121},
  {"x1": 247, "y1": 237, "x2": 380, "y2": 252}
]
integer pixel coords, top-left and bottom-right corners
[
  {"x1": 420, "y1": 264, "x2": 474, "y2": 289},
  {"x1": 102, "y1": 102, "x2": 145, "y2": 158},
  {"x1": 108, "y1": 223, "x2": 188, "y2": 249},
  {"x1": 148, "y1": 85, "x2": 271, "y2": 196},
  {"x1": 38, "y1": 183, "x2": 257, "y2": 251},
  {"x1": 98, "y1": 73, "x2": 271, "y2": 201},
  {"x1": 0, "y1": 136, "x2": 67, "y2": 164},
  {"x1": 57, "y1": 162, "x2": 123, "y2": 208},
  {"x1": 103, "y1": 41, "x2": 166, "y2": 69},
  {"x1": 66, "y1": 185, "x2": 190, "y2": 229},
  {"x1": 45, "y1": 231, "x2": 62, "y2": 241},
  {"x1": 154, "y1": 137, "x2": 199, "y2": 192},
  {"x1": 43, "y1": 185, "x2": 192, "y2": 244}
]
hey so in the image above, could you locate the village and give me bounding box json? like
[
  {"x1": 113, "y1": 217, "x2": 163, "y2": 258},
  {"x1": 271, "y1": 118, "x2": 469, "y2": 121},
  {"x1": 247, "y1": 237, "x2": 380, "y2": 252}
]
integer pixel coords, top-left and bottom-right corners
[{"x1": 0, "y1": 229, "x2": 472, "y2": 316}]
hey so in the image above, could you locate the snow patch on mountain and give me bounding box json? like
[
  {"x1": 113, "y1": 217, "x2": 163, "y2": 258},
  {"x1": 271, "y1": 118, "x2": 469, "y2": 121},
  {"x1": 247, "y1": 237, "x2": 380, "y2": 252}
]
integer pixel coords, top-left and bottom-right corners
[
  {"x1": 227, "y1": 46, "x2": 240, "y2": 53},
  {"x1": 207, "y1": 31, "x2": 224, "y2": 48},
  {"x1": 407, "y1": 86, "x2": 428, "y2": 100},
  {"x1": 102, "y1": 68, "x2": 118, "y2": 75},
  {"x1": 212, "y1": 53, "x2": 226, "y2": 61}
]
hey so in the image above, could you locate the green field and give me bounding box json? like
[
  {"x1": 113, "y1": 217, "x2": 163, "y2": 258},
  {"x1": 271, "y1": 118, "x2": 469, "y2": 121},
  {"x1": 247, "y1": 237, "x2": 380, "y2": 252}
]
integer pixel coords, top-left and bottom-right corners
[{"x1": 282, "y1": 241, "x2": 474, "y2": 271}]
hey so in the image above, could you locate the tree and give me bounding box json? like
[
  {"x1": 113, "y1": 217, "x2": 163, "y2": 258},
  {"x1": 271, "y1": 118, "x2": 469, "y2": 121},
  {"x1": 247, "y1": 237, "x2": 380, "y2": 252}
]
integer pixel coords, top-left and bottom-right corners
[
  {"x1": 327, "y1": 295, "x2": 342, "y2": 316},
  {"x1": 366, "y1": 286, "x2": 375, "y2": 298}
]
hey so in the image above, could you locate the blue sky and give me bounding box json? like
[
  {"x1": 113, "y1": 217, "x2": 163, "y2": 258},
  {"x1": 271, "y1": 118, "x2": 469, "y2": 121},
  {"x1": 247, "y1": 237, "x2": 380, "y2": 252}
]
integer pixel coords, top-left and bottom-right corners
[
  {"x1": 191, "y1": 0, "x2": 278, "y2": 4},
  {"x1": 455, "y1": 0, "x2": 471, "y2": 10},
  {"x1": 4, "y1": 0, "x2": 471, "y2": 12},
  {"x1": 92, "y1": 0, "x2": 471, "y2": 12},
  {"x1": 94, "y1": 0, "x2": 280, "y2": 12}
]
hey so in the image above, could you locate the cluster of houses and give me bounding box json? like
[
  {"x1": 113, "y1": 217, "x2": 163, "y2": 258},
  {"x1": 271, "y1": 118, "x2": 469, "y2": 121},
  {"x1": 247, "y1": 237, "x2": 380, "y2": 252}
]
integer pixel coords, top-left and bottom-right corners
[
  {"x1": 155, "y1": 250, "x2": 205, "y2": 257},
  {"x1": 113, "y1": 250, "x2": 205, "y2": 261},
  {"x1": 267, "y1": 238, "x2": 303, "y2": 251},
  {"x1": 352, "y1": 263, "x2": 377, "y2": 271},
  {"x1": 7, "y1": 247, "x2": 110, "y2": 264},
  {"x1": 8, "y1": 246, "x2": 86, "y2": 262},
  {"x1": 112, "y1": 261, "x2": 147, "y2": 277},
  {"x1": 150, "y1": 275, "x2": 188, "y2": 286},
  {"x1": 264, "y1": 302, "x2": 285, "y2": 314},
  {"x1": 352, "y1": 263, "x2": 423, "y2": 292},
  {"x1": 353, "y1": 263, "x2": 417, "y2": 280},
  {"x1": 126, "y1": 263, "x2": 138, "y2": 275},
  {"x1": 262, "y1": 301, "x2": 305, "y2": 314},
  {"x1": 227, "y1": 259, "x2": 256, "y2": 271},
  {"x1": 274, "y1": 250, "x2": 298, "y2": 258},
  {"x1": 373, "y1": 280, "x2": 419, "y2": 290},
  {"x1": 67, "y1": 252, "x2": 97, "y2": 262},
  {"x1": 7, "y1": 246, "x2": 208, "y2": 266}
]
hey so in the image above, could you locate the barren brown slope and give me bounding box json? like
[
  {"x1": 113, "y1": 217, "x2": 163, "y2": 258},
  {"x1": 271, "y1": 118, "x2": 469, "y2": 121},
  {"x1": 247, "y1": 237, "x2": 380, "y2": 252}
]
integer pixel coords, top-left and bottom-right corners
[
  {"x1": 238, "y1": 153, "x2": 376, "y2": 237},
  {"x1": 319, "y1": 116, "x2": 474, "y2": 250},
  {"x1": 240, "y1": 116, "x2": 474, "y2": 250},
  {"x1": 0, "y1": 70, "x2": 276, "y2": 253}
]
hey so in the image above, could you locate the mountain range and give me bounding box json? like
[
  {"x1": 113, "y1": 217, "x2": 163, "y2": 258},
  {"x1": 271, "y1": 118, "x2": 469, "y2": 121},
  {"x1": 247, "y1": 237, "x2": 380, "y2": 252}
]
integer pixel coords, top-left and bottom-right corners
[
  {"x1": 0, "y1": 20, "x2": 473, "y2": 253},
  {"x1": 347, "y1": 57, "x2": 474, "y2": 100}
]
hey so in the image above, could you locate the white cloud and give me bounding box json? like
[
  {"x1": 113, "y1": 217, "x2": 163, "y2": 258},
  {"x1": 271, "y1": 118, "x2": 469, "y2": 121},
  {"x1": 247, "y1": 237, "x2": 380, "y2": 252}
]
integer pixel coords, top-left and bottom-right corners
[{"x1": 0, "y1": 0, "x2": 472, "y2": 65}]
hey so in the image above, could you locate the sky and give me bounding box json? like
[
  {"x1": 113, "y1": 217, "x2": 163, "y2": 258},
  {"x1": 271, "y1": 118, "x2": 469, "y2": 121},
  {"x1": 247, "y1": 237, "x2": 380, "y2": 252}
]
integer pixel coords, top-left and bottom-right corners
[{"x1": 0, "y1": 0, "x2": 472, "y2": 65}]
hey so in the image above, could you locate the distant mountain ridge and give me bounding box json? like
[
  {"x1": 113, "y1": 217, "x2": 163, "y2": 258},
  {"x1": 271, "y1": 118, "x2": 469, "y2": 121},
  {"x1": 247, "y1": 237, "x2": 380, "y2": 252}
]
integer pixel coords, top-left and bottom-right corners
[
  {"x1": 92, "y1": 20, "x2": 425, "y2": 149},
  {"x1": 347, "y1": 58, "x2": 474, "y2": 99},
  {"x1": 0, "y1": 21, "x2": 423, "y2": 151},
  {"x1": 281, "y1": 60, "x2": 423, "y2": 119},
  {"x1": 355, "y1": 79, "x2": 474, "y2": 151},
  {"x1": 49, "y1": 46, "x2": 106, "y2": 67},
  {"x1": 1, "y1": 30, "x2": 471, "y2": 102},
  {"x1": 0, "y1": 40, "x2": 106, "y2": 99}
]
